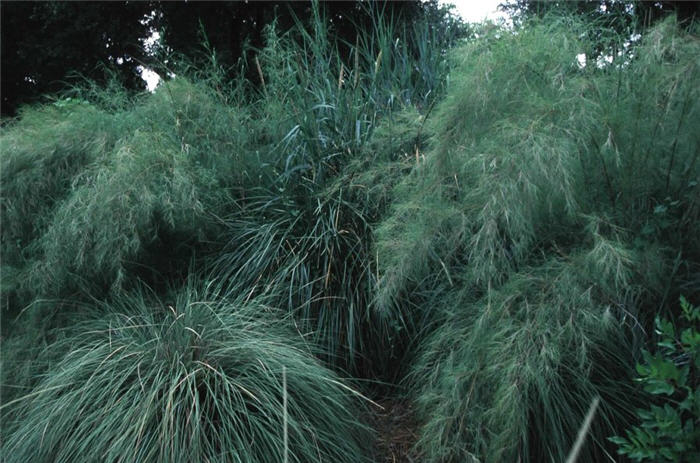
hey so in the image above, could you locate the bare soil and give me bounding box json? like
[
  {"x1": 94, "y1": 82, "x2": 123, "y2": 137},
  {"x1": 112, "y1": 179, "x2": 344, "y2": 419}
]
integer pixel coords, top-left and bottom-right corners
[{"x1": 370, "y1": 398, "x2": 421, "y2": 463}]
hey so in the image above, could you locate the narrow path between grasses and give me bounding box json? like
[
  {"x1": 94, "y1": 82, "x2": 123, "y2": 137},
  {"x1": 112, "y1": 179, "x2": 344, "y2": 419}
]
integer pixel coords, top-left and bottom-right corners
[{"x1": 370, "y1": 399, "x2": 420, "y2": 462}]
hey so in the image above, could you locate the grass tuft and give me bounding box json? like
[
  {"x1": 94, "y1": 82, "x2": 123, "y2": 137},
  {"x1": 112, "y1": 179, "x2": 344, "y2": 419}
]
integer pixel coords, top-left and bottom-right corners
[
  {"x1": 1, "y1": 286, "x2": 373, "y2": 463},
  {"x1": 210, "y1": 5, "x2": 450, "y2": 377}
]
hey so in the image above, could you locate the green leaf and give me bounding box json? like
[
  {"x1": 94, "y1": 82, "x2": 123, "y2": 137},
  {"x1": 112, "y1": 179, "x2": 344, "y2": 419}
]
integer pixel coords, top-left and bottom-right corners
[
  {"x1": 655, "y1": 317, "x2": 675, "y2": 340},
  {"x1": 653, "y1": 204, "x2": 668, "y2": 214},
  {"x1": 608, "y1": 436, "x2": 629, "y2": 446},
  {"x1": 688, "y1": 325, "x2": 700, "y2": 342}
]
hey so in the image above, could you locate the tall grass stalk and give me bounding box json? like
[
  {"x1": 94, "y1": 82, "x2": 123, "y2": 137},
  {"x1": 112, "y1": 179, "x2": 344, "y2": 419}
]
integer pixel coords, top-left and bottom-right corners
[{"x1": 565, "y1": 396, "x2": 601, "y2": 463}]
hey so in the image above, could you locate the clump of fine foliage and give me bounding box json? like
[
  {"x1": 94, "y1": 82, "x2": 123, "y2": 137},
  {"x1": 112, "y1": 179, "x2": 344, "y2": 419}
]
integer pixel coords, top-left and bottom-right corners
[
  {"x1": 5, "y1": 4, "x2": 698, "y2": 462},
  {"x1": 372, "y1": 16, "x2": 699, "y2": 462},
  {"x1": 1, "y1": 98, "x2": 124, "y2": 308},
  {"x1": 610, "y1": 296, "x2": 700, "y2": 462},
  {"x1": 1, "y1": 287, "x2": 373, "y2": 463},
  {"x1": 0, "y1": 78, "x2": 257, "y2": 311},
  {"x1": 1, "y1": 3, "x2": 462, "y2": 380},
  {"x1": 211, "y1": 3, "x2": 458, "y2": 377}
]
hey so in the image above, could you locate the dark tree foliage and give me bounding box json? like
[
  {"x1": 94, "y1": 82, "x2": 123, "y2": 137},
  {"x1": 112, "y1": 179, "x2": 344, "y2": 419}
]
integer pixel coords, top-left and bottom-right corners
[
  {"x1": 1, "y1": 1, "x2": 155, "y2": 117},
  {"x1": 501, "y1": 0, "x2": 699, "y2": 29},
  {"x1": 151, "y1": 1, "x2": 441, "y2": 84},
  {"x1": 1, "y1": 1, "x2": 451, "y2": 117}
]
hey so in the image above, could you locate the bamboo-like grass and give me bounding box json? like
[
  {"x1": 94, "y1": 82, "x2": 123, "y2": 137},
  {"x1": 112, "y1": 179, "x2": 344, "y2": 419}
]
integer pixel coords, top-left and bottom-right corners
[
  {"x1": 1, "y1": 286, "x2": 373, "y2": 463},
  {"x1": 374, "y1": 15, "x2": 700, "y2": 462}
]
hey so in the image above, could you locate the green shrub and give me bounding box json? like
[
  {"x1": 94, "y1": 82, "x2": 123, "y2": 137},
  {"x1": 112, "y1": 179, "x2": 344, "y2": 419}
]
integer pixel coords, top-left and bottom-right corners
[
  {"x1": 610, "y1": 296, "x2": 700, "y2": 462},
  {"x1": 1, "y1": 287, "x2": 373, "y2": 463}
]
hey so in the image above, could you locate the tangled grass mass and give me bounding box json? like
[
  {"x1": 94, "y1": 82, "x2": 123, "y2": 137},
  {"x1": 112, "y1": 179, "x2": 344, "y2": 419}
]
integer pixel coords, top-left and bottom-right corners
[{"x1": 1, "y1": 5, "x2": 698, "y2": 463}]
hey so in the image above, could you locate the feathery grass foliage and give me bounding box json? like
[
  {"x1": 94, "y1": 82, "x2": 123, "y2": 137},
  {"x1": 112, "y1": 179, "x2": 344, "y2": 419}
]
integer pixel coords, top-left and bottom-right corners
[
  {"x1": 374, "y1": 16, "x2": 700, "y2": 462},
  {"x1": 1, "y1": 77, "x2": 262, "y2": 311},
  {"x1": 377, "y1": 16, "x2": 700, "y2": 311},
  {"x1": 1, "y1": 2, "x2": 458, "y2": 383},
  {"x1": 0, "y1": 77, "x2": 275, "y2": 426},
  {"x1": 0, "y1": 4, "x2": 469, "y2": 460},
  {"x1": 7, "y1": 7, "x2": 697, "y2": 462},
  {"x1": 1, "y1": 101, "x2": 127, "y2": 307},
  {"x1": 412, "y1": 258, "x2": 641, "y2": 462},
  {"x1": 1, "y1": 288, "x2": 372, "y2": 463},
  {"x1": 213, "y1": 109, "x2": 426, "y2": 377}
]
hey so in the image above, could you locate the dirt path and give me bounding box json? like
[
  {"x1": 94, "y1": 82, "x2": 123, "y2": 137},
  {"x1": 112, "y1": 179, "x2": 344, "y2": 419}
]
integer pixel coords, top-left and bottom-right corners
[{"x1": 370, "y1": 399, "x2": 421, "y2": 462}]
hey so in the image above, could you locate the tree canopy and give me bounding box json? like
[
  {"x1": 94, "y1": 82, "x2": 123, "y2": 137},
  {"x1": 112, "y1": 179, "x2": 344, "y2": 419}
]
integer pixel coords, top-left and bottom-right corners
[
  {"x1": 1, "y1": 0, "x2": 455, "y2": 117},
  {"x1": 1, "y1": 1, "x2": 154, "y2": 116}
]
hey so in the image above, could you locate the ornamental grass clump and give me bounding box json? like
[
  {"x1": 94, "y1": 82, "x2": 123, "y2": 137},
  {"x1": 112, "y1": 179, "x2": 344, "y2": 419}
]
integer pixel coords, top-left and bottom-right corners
[
  {"x1": 375, "y1": 15, "x2": 699, "y2": 462},
  {"x1": 1, "y1": 1, "x2": 460, "y2": 378},
  {"x1": 0, "y1": 77, "x2": 262, "y2": 312},
  {"x1": 0, "y1": 99, "x2": 129, "y2": 309},
  {"x1": 213, "y1": 111, "x2": 424, "y2": 377},
  {"x1": 411, "y1": 258, "x2": 641, "y2": 462},
  {"x1": 212, "y1": 4, "x2": 446, "y2": 377},
  {"x1": 1, "y1": 288, "x2": 373, "y2": 463}
]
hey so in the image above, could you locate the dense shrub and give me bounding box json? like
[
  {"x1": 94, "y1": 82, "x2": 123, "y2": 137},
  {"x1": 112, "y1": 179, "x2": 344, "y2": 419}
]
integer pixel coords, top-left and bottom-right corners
[{"x1": 610, "y1": 297, "x2": 700, "y2": 462}]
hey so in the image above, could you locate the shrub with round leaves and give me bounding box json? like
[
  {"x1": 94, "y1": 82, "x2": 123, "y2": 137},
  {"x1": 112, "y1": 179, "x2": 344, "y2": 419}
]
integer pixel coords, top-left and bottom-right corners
[{"x1": 1, "y1": 290, "x2": 372, "y2": 463}]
